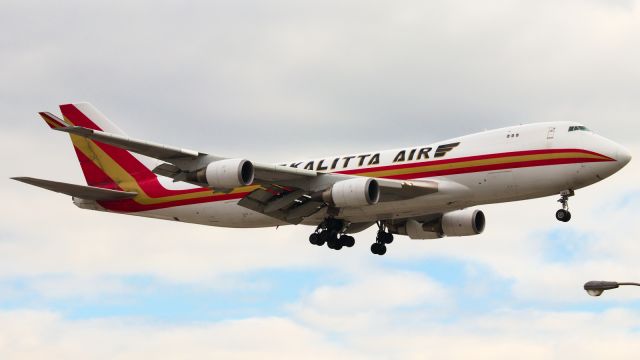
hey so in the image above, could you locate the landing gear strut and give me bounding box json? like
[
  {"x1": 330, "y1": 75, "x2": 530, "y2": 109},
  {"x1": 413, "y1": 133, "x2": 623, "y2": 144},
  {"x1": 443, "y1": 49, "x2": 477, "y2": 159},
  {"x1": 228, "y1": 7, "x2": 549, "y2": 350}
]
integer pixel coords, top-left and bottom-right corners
[
  {"x1": 371, "y1": 221, "x2": 393, "y2": 256},
  {"x1": 309, "y1": 219, "x2": 394, "y2": 255},
  {"x1": 309, "y1": 218, "x2": 355, "y2": 250},
  {"x1": 555, "y1": 190, "x2": 574, "y2": 222}
]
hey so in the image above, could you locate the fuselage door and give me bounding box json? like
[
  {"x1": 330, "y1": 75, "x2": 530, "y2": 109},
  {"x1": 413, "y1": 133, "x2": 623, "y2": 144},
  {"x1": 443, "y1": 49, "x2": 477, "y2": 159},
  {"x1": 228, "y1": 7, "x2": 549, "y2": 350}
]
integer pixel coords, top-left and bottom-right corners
[{"x1": 546, "y1": 126, "x2": 556, "y2": 140}]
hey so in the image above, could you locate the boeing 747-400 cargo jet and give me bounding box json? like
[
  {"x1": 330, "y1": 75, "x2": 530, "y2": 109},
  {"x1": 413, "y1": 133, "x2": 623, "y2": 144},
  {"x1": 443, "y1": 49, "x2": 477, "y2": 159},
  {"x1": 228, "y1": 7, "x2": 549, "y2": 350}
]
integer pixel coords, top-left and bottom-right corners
[{"x1": 13, "y1": 103, "x2": 631, "y2": 255}]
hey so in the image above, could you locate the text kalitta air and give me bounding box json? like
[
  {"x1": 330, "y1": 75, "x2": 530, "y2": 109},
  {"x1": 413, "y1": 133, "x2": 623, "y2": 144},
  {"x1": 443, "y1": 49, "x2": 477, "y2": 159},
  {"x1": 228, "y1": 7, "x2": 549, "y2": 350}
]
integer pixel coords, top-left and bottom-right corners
[{"x1": 284, "y1": 143, "x2": 461, "y2": 171}]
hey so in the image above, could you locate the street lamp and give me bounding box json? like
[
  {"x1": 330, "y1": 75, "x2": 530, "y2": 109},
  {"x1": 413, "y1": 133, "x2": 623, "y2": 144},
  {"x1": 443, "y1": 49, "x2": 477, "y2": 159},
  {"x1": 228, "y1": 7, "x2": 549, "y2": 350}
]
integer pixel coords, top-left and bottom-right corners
[{"x1": 584, "y1": 281, "x2": 640, "y2": 296}]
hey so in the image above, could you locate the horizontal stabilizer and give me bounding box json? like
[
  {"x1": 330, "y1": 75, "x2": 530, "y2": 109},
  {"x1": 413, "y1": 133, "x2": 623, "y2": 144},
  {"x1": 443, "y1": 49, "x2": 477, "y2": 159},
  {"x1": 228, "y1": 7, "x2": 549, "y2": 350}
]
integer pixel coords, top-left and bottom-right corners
[{"x1": 11, "y1": 177, "x2": 138, "y2": 201}]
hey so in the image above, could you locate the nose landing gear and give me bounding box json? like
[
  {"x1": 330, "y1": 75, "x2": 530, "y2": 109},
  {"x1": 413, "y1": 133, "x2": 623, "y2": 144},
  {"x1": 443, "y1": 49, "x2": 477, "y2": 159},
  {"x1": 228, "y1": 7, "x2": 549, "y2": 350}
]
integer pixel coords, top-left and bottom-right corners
[{"x1": 555, "y1": 190, "x2": 574, "y2": 222}]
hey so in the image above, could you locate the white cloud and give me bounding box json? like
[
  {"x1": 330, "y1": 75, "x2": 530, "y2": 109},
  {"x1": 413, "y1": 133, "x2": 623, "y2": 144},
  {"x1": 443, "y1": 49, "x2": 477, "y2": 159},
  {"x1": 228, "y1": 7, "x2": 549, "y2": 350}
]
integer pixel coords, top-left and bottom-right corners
[
  {"x1": 0, "y1": 310, "x2": 361, "y2": 360},
  {"x1": 2, "y1": 307, "x2": 640, "y2": 359},
  {"x1": 289, "y1": 269, "x2": 450, "y2": 333},
  {"x1": 1, "y1": 0, "x2": 640, "y2": 358},
  {"x1": 303, "y1": 270, "x2": 448, "y2": 311}
]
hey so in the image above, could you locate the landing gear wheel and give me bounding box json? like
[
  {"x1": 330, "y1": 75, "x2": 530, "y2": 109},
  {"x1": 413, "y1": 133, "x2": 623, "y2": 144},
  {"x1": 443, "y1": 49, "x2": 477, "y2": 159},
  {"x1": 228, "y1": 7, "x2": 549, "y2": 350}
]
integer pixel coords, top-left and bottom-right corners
[
  {"x1": 317, "y1": 231, "x2": 328, "y2": 246},
  {"x1": 555, "y1": 209, "x2": 571, "y2": 222},
  {"x1": 371, "y1": 222, "x2": 393, "y2": 255},
  {"x1": 328, "y1": 242, "x2": 343, "y2": 250},
  {"x1": 377, "y1": 231, "x2": 393, "y2": 244},
  {"x1": 327, "y1": 234, "x2": 342, "y2": 250},
  {"x1": 370, "y1": 242, "x2": 387, "y2": 255},
  {"x1": 309, "y1": 233, "x2": 320, "y2": 245},
  {"x1": 556, "y1": 190, "x2": 574, "y2": 223},
  {"x1": 340, "y1": 235, "x2": 355, "y2": 248}
]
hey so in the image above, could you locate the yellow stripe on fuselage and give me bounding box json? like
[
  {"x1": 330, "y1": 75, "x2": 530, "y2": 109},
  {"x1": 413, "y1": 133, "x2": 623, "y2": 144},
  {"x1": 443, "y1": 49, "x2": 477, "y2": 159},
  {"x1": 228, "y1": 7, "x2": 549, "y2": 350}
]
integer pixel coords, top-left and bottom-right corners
[{"x1": 352, "y1": 151, "x2": 608, "y2": 178}]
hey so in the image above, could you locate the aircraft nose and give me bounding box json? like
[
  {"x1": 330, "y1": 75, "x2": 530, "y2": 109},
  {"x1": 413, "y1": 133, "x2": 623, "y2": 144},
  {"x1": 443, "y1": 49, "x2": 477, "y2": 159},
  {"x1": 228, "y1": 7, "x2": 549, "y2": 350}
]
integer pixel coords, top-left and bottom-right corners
[{"x1": 616, "y1": 145, "x2": 632, "y2": 168}]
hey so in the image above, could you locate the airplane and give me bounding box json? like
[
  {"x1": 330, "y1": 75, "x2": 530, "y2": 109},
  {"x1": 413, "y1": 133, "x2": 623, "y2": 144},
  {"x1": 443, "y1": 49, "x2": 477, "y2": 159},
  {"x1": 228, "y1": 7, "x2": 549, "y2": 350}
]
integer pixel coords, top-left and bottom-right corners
[{"x1": 13, "y1": 103, "x2": 632, "y2": 255}]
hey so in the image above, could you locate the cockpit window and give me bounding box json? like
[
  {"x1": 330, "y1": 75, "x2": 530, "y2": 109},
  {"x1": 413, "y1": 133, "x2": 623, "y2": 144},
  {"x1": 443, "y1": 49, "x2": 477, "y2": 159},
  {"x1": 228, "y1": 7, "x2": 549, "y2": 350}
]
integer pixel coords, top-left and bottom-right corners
[{"x1": 568, "y1": 125, "x2": 590, "y2": 132}]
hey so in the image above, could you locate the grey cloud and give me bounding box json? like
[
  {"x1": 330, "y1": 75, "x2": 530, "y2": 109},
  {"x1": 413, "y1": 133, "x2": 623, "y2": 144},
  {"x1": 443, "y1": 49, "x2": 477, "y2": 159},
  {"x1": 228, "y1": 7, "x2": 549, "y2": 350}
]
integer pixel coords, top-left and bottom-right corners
[{"x1": 2, "y1": 0, "x2": 638, "y2": 162}]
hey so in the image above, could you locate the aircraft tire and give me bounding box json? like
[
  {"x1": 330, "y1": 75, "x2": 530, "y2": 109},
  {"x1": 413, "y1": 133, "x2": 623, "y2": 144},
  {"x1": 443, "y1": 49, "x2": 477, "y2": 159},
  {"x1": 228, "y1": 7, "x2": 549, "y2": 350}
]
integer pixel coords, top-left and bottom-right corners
[
  {"x1": 327, "y1": 235, "x2": 342, "y2": 250},
  {"x1": 371, "y1": 242, "x2": 386, "y2": 255},
  {"x1": 309, "y1": 233, "x2": 319, "y2": 245},
  {"x1": 555, "y1": 209, "x2": 571, "y2": 222},
  {"x1": 317, "y1": 231, "x2": 328, "y2": 246},
  {"x1": 376, "y1": 230, "x2": 394, "y2": 244},
  {"x1": 341, "y1": 235, "x2": 355, "y2": 248}
]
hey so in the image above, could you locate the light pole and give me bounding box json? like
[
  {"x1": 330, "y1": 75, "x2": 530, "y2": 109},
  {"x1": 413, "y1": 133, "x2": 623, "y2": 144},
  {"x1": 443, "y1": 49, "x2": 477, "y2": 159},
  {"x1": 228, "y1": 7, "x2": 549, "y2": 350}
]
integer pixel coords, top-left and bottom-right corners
[{"x1": 584, "y1": 281, "x2": 640, "y2": 296}]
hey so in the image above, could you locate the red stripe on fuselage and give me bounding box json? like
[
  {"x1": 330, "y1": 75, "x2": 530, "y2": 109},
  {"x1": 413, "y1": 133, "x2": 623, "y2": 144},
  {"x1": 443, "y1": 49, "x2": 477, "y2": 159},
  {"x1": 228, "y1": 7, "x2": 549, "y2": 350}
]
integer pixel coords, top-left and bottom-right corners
[
  {"x1": 97, "y1": 191, "x2": 250, "y2": 212},
  {"x1": 336, "y1": 148, "x2": 613, "y2": 176},
  {"x1": 95, "y1": 151, "x2": 611, "y2": 213},
  {"x1": 380, "y1": 156, "x2": 608, "y2": 180}
]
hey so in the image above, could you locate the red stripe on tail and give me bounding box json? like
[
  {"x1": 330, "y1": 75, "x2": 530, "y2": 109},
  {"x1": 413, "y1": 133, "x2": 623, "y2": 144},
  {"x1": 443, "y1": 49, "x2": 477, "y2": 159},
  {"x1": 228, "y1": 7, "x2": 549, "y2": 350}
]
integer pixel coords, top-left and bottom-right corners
[{"x1": 61, "y1": 103, "x2": 209, "y2": 197}]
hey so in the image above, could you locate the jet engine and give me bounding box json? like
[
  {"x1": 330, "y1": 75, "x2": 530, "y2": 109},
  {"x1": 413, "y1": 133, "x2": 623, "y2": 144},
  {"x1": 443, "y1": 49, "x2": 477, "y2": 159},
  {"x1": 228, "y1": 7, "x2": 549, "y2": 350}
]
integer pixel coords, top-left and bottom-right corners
[
  {"x1": 193, "y1": 159, "x2": 255, "y2": 189},
  {"x1": 320, "y1": 178, "x2": 380, "y2": 207},
  {"x1": 440, "y1": 209, "x2": 485, "y2": 236},
  {"x1": 392, "y1": 209, "x2": 485, "y2": 239}
]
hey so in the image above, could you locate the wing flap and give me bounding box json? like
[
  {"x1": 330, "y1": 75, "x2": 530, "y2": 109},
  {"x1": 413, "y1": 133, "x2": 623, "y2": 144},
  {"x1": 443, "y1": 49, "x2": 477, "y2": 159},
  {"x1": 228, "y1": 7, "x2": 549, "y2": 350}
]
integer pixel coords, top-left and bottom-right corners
[
  {"x1": 238, "y1": 186, "x2": 324, "y2": 224},
  {"x1": 12, "y1": 177, "x2": 138, "y2": 201}
]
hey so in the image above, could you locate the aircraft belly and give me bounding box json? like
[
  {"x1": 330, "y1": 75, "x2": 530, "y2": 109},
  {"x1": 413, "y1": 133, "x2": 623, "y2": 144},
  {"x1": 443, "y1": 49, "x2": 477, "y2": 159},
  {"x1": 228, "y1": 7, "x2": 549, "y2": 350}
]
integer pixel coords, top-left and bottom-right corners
[{"x1": 135, "y1": 201, "x2": 287, "y2": 228}]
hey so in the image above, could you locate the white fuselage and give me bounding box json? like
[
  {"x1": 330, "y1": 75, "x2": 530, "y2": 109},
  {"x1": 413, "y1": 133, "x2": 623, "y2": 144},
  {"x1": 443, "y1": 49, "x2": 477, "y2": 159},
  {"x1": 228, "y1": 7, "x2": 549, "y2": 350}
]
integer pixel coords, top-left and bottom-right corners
[{"x1": 86, "y1": 121, "x2": 629, "y2": 228}]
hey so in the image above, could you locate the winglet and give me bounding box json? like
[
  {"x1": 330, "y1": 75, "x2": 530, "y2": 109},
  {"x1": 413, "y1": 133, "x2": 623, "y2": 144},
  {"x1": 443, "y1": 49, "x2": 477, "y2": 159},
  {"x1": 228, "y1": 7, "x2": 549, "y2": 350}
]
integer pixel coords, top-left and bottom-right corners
[{"x1": 39, "y1": 112, "x2": 68, "y2": 129}]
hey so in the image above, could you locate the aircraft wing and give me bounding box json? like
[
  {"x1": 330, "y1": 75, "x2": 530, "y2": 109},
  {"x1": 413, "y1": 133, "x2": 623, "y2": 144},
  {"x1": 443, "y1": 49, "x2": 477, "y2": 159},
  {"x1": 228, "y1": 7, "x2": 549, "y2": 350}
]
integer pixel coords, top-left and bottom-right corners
[
  {"x1": 56, "y1": 125, "x2": 204, "y2": 161},
  {"x1": 55, "y1": 125, "x2": 318, "y2": 182},
  {"x1": 237, "y1": 179, "x2": 438, "y2": 224},
  {"x1": 52, "y1": 123, "x2": 441, "y2": 223}
]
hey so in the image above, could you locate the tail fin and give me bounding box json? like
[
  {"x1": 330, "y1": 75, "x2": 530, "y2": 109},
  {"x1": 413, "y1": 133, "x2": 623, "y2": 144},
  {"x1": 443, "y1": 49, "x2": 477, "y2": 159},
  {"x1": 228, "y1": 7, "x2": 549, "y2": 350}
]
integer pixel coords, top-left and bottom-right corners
[{"x1": 47, "y1": 103, "x2": 159, "y2": 190}]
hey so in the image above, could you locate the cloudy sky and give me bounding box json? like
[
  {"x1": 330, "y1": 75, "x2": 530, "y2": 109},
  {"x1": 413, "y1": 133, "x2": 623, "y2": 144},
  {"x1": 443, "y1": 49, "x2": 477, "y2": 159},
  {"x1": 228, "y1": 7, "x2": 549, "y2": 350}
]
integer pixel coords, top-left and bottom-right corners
[{"x1": 2, "y1": 0, "x2": 640, "y2": 358}]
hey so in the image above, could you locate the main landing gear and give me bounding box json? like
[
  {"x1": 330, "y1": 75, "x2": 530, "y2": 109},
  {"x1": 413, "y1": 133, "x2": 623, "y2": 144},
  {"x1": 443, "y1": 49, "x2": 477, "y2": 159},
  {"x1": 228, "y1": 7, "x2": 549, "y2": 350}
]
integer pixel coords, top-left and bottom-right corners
[
  {"x1": 555, "y1": 189, "x2": 574, "y2": 222},
  {"x1": 309, "y1": 218, "x2": 355, "y2": 250},
  {"x1": 370, "y1": 221, "x2": 393, "y2": 256},
  {"x1": 308, "y1": 218, "x2": 395, "y2": 255}
]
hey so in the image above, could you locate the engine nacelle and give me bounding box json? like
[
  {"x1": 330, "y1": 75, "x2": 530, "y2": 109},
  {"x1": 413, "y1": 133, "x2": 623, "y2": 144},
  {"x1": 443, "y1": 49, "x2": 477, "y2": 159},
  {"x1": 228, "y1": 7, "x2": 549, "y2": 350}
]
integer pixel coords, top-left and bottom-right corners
[
  {"x1": 195, "y1": 159, "x2": 254, "y2": 189},
  {"x1": 391, "y1": 209, "x2": 486, "y2": 239},
  {"x1": 321, "y1": 178, "x2": 380, "y2": 207},
  {"x1": 441, "y1": 209, "x2": 485, "y2": 236}
]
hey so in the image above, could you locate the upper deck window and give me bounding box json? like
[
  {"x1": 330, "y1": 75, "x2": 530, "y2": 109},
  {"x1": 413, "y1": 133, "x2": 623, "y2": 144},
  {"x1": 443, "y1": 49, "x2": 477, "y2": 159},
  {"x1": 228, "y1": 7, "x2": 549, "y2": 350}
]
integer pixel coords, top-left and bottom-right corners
[{"x1": 568, "y1": 125, "x2": 590, "y2": 132}]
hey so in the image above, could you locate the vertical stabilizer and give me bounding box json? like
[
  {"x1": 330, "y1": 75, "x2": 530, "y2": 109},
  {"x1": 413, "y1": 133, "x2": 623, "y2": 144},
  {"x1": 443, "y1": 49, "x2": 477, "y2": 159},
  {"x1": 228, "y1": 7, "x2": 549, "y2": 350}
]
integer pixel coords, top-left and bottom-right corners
[{"x1": 49, "y1": 103, "x2": 159, "y2": 190}]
